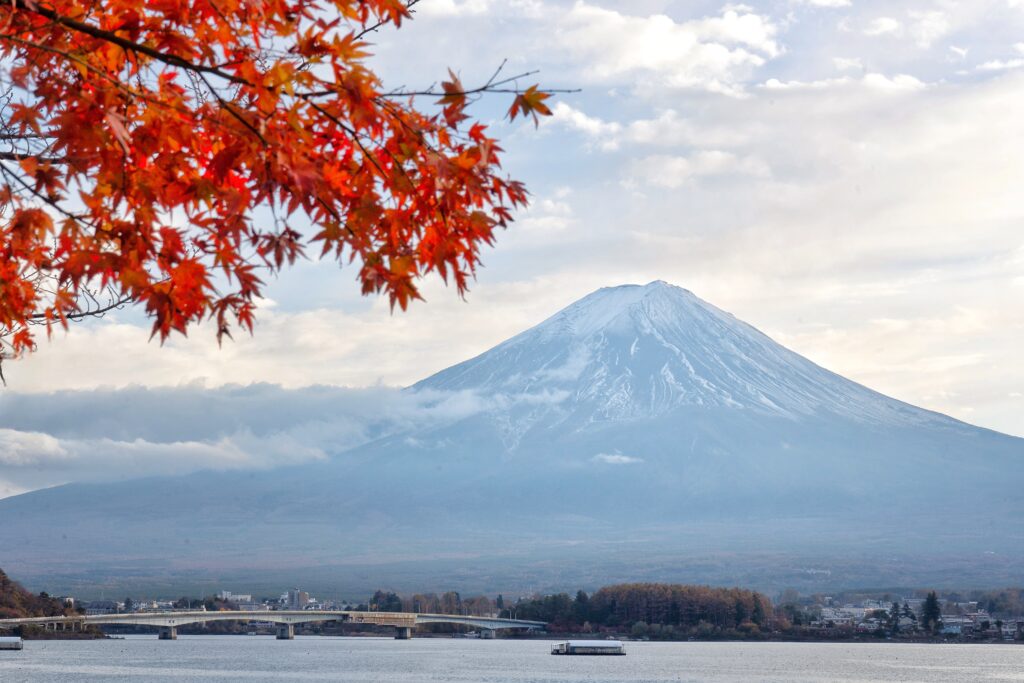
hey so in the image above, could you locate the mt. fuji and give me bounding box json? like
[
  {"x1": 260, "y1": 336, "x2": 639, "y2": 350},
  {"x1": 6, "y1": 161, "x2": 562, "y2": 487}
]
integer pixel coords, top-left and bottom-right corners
[
  {"x1": 420, "y1": 280, "x2": 949, "y2": 427},
  {"x1": 1, "y1": 281, "x2": 1022, "y2": 594}
]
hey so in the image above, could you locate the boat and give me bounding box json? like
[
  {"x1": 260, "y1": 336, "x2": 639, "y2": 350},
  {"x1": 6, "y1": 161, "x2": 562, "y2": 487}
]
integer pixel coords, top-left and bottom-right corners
[
  {"x1": 550, "y1": 640, "x2": 625, "y2": 655},
  {"x1": 0, "y1": 636, "x2": 24, "y2": 651}
]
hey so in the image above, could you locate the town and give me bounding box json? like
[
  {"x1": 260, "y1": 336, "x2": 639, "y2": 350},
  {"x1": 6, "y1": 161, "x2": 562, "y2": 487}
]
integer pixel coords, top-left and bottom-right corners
[{"x1": 781, "y1": 593, "x2": 1024, "y2": 642}]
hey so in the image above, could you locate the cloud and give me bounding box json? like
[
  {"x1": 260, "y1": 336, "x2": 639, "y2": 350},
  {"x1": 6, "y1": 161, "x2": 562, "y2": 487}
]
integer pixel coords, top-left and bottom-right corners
[
  {"x1": 556, "y1": 3, "x2": 781, "y2": 95},
  {"x1": 796, "y1": 0, "x2": 851, "y2": 6},
  {"x1": 0, "y1": 385, "x2": 395, "y2": 494},
  {"x1": 833, "y1": 57, "x2": 863, "y2": 71},
  {"x1": 0, "y1": 429, "x2": 69, "y2": 466},
  {"x1": 977, "y1": 58, "x2": 1024, "y2": 71},
  {"x1": 416, "y1": 0, "x2": 491, "y2": 17},
  {"x1": 550, "y1": 102, "x2": 621, "y2": 150},
  {"x1": 908, "y1": 10, "x2": 949, "y2": 48},
  {"x1": 627, "y1": 151, "x2": 770, "y2": 188},
  {"x1": 761, "y1": 73, "x2": 925, "y2": 90},
  {"x1": 550, "y1": 104, "x2": 752, "y2": 150},
  {"x1": 864, "y1": 17, "x2": 902, "y2": 36},
  {"x1": 0, "y1": 382, "x2": 579, "y2": 496},
  {"x1": 592, "y1": 453, "x2": 644, "y2": 465}
]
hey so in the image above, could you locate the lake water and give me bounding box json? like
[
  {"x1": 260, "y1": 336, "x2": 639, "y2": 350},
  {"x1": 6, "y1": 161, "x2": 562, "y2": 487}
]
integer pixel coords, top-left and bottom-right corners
[{"x1": 1, "y1": 636, "x2": 1023, "y2": 682}]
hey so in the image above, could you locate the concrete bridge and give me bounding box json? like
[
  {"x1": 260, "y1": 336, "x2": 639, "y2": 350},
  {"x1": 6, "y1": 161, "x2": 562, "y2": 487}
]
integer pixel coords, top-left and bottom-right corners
[{"x1": 0, "y1": 610, "x2": 546, "y2": 640}]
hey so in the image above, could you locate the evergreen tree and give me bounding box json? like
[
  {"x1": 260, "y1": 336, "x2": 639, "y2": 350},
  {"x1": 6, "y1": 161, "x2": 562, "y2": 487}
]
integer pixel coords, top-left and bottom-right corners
[
  {"x1": 921, "y1": 592, "x2": 942, "y2": 634},
  {"x1": 734, "y1": 600, "x2": 749, "y2": 626},
  {"x1": 752, "y1": 599, "x2": 766, "y2": 626},
  {"x1": 889, "y1": 601, "x2": 901, "y2": 634},
  {"x1": 574, "y1": 590, "x2": 590, "y2": 624},
  {"x1": 496, "y1": 594, "x2": 504, "y2": 611}
]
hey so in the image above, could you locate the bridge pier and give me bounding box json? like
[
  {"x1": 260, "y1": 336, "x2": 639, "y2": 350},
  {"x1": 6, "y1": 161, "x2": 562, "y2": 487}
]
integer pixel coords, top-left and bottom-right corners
[
  {"x1": 276, "y1": 624, "x2": 295, "y2": 640},
  {"x1": 394, "y1": 626, "x2": 412, "y2": 640},
  {"x1": 158, "y1": 626, "x2": 177, "y2": 640}
]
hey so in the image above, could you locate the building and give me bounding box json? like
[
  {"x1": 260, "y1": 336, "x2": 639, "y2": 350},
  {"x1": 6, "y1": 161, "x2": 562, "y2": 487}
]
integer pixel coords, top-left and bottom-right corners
[
  {"x1": 286, "y1": 589, "x2": 310, "y2": 610},
  {"x1": 84, "y1": 600, "x2": 119, "y2": 616},
  {"x1": 217, "y1": 591, "x2": 253, "y2": 604}
]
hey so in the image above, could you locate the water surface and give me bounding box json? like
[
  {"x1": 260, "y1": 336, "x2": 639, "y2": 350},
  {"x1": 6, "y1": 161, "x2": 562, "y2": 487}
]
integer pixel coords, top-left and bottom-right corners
[{"x1": 1, "y1": 635, "x2": 1022, "y2": 682}]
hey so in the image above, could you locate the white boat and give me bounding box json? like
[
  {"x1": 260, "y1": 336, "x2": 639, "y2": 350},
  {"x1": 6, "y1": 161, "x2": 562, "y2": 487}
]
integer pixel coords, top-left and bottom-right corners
[
  {"x1": 0, "y1": 637, "x2": 24, "y2": 651},
  {"x1": 550, "y1": 640, "x2": 625, "y2": 655}
]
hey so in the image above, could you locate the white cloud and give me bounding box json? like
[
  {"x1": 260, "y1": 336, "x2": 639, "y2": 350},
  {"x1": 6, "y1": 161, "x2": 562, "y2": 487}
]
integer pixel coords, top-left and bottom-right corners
[
  {"x1": 550, "y1": 102, "x2": 621, "y2": 149},
  {"x1": 762, "y1": 73, "x2": 925, "y2": 90},
  {"x1": 908, "y1": 10, "x2": 949, "y2": 48},
  {"x1": 556, "y1": 3, "x2": 781, "y2": 95},
  {"x1": 862, "y1": 72, "x2": 926, "y2": 90},
  {"x1": 0, "y1": 429, "x2": 69, "y2": 466},
  {"x1": 627, "y1": 151, "x2": 770, "y2": 188},
  {"x1": 592, "y1": 453, "x2": 644, "y2": 465},
  {"x1": 864, "y1": 17, "x2": 902, "y2": 36},
  {"x1": 416, "y1": 0, "x2": 491, "y2": 17},
  {"x1": 550, "y1": 104, "x2": 752, "y2": 151},
  {"x1": 796, "y1": 0, "x2": 852, "y2": 6},
  {"x1": 833, "y1": 57, "x2": 863, "y2": 71},
  {"x1": 977, "y1": 58, "x2": 1024, "y2": 71}
]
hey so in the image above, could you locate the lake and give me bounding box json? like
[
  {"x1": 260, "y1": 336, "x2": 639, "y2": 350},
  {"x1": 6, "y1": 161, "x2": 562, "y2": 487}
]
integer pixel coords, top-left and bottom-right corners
[{"x1": 1, "y1": 636, "x2": 1023, "y2": 682}]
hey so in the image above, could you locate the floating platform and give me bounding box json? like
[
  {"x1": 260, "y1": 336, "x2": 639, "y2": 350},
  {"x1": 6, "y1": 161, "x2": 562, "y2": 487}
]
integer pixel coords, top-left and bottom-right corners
[{"x1": 551, "y1": 640, "x2": 625, "y2": 655}]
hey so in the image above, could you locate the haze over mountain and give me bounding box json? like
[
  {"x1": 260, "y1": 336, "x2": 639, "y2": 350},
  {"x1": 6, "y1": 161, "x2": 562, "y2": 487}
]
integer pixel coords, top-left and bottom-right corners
[{"x1": 2, "y1": 282, "x2": 1022, "y2": 597}]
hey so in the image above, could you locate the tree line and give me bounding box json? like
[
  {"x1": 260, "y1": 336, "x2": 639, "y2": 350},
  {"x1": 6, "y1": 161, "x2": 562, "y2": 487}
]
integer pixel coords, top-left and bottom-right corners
[
  {"x1": 367, "y1": 583, "x2": 773, "y2": 638},
  {"x1": 370, "y1": 590, "x2": 495, "y2": 617},
  {"x1": 506, "y1": 583, "x2": 772, "y2": 637}
]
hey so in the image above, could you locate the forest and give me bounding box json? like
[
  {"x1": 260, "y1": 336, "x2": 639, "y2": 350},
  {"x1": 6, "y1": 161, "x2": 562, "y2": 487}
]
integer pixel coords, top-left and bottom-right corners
[{"x1": 507, "y1": 584, "x2": 772, "y2": 637}]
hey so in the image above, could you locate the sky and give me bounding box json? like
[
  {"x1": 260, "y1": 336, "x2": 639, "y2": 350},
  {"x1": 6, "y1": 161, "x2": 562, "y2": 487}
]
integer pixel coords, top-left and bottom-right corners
[{"x1": 1, "y1": 0, "x2": 1022, "y2": 497}]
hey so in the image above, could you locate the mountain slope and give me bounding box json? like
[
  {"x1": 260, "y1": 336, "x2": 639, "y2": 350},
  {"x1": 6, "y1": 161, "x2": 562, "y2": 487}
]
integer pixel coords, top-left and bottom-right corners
[{"x1": 0, "y1": 281, "x2": 1021, "y2": 595}]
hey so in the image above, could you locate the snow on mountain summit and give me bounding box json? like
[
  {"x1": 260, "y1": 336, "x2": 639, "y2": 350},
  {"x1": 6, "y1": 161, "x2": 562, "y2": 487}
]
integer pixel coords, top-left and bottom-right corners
[{"x1": 416, "y1": 281, "x2": 950, "y2": 427}]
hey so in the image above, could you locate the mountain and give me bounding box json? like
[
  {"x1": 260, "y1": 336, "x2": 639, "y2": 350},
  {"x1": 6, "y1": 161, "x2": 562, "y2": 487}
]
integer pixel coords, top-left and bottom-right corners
[{"x1": 1, "y1": 281, "x2": 1022, "y2": 596}]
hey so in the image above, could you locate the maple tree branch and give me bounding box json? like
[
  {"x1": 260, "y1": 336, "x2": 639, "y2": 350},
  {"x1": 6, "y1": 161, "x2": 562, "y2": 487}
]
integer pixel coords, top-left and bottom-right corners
[
  {"x1": 0, "y1": 150, "x2": 66, "y2": 162},
  {"x1": 0, "y1": 32, "x2": 182, "y2": 114},
  {"x1": 25, "y1": 290, "x2": 134, "y2": 323},
  {"x1": 354, "y1": 0, "x2": 422, "y2": 40},
  {"x1": 196, "y1": 72, "x2": 267, "y2": 145},
  {"x1": 0, "y1": 160, "x2": 96, "y2": 227},
  {"x1": 304, "y1": 98, "x2": 389, "y2": 180},
  {"x1": 12, "y1": 1, "x2": 252, "y2": 87}
]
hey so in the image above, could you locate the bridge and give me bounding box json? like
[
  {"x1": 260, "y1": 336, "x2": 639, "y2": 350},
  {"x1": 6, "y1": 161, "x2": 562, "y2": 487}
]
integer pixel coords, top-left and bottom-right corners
[{"x1": 0, "y1": 610, "x2": 547, "y2": 640}]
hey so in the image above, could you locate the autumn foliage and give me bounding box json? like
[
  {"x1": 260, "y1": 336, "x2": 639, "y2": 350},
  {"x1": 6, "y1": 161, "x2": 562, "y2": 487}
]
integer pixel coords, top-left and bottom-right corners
[{"x1": 0, "y1": 0, "x2": 553, "y2": 359}]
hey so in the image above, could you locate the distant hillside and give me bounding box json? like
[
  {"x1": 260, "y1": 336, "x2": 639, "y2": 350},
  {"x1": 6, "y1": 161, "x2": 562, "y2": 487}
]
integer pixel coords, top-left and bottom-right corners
[{"x1": 0, "y1": 567, "x2": 70, "y2": 619}]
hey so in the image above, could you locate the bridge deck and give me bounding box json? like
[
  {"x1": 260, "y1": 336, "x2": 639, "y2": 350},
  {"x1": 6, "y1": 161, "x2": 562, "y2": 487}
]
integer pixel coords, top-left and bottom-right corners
[{"x1": 0, "y1": 610, "x2": 546, "y2": 632}]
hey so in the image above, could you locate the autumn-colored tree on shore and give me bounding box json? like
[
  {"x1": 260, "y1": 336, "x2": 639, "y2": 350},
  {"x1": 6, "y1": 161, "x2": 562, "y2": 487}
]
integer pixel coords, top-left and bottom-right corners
[{"x1": 0, "y1": 0, "x2": 555, "y2": 372}]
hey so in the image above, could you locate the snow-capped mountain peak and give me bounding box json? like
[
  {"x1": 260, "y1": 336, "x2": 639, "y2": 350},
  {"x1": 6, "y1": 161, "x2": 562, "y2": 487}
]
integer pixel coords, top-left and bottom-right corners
[{"x1": 416, "y1": 281, "x2": 948, "y2": 427}]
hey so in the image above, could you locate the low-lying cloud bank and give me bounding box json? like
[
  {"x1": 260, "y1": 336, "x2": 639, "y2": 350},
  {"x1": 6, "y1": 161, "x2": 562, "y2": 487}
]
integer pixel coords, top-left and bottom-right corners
[
  {"x1": 0, "y1": 383, "x2": 494, "y2": 497},
  {"x1": 0, "y1": 382, "x2": 568, "y2": 498}
]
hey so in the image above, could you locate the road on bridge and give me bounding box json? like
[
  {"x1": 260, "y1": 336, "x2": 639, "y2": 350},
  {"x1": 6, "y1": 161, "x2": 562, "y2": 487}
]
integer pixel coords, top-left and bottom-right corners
[{"x1": 0, "y1": 610, "x2": 548, "y2": 641}]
